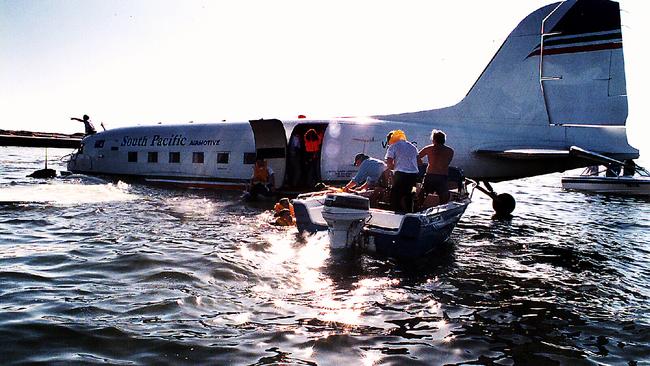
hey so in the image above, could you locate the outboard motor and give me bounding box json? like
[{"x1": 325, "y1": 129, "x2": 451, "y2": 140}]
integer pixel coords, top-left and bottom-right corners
[{"x1": 320, "y1": 193, "x2": 371, "y2": 249}]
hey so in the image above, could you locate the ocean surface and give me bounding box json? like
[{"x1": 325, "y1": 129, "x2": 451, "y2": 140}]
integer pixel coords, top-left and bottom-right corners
[{"x1": 1, "y1": 146, "x2": 649, "y2": 365}]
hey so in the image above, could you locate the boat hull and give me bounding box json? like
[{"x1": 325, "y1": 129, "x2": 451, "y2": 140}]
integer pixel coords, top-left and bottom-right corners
[
  {"x1": 561, "y1": 176, "x2": 650, "y2": 196},
  {"x1": 362, "y1": 201, "x2": 469, "y2": 258},
  {"x1": 293, "y1": 194, "x2": 470, "y2": 258}
]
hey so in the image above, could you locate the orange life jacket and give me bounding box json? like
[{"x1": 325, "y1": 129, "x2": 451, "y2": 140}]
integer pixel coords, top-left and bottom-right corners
[
  {"x1": 275, "y1": 215, "x2": 295, "y2": 226},
  {"x1": 252, "y1": 162, "x2": 270, "y2": 183},
  {"x1": 274, "y1": 203, "x2": 295, "y2": 217},
  {"x1": 304, "y1": 129, "x2": 323, "y2": 153}
]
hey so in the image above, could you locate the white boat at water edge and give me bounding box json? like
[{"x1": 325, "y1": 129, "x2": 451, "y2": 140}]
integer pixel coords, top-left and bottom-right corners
[{"x1": 561, "y1": 162, "x2": 650, "y2": 196}]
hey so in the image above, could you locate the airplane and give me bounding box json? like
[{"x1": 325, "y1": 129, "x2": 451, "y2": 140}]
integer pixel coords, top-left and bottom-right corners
[{"x1": 66, "y1": 0, "x2": 638, "y2": 216}]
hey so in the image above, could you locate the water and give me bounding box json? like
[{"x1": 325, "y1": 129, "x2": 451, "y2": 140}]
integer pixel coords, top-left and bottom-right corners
[{"x1": 1, "y1": 146, "x2": 649, "y2": 365}]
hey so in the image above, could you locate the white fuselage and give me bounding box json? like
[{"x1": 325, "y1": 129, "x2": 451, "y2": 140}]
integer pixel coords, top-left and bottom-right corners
[{"x1": 67, "y1": 116, "x2": 637, "y2": 189}]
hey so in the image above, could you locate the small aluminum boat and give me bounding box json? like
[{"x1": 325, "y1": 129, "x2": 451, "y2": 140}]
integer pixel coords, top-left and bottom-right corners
[{"x1": 293, "y1": 170, "x2": 472, "y2": 259}]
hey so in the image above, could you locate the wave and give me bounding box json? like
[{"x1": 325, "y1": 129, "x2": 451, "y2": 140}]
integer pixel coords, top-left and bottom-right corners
[{"x1": 0, "y1": 180, "x2": 137, "y2": 205}]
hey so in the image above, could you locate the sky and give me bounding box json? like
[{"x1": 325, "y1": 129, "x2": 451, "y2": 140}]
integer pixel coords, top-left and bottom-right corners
[{"x1": 1, "y1": 0, "x2": 648, "y2": 159}]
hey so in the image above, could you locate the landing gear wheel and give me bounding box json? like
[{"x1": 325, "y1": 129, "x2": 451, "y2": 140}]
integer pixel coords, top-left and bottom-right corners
[{"x1": 492, "y1": 193, "x2": 515, "y2": 217}]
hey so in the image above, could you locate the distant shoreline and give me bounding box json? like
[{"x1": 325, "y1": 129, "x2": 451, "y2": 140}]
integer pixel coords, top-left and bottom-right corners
[{"x1": 0, "y1": 129, "x2": 82, "y2": 148}]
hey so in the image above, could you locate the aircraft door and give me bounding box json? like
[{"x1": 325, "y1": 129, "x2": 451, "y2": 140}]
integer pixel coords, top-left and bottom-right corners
[
  {"x1": 287, "y1": 124, "x2": 327, "y2": 190},
  {"x1": 248, "y1": 119, "x2": 287, "y2": 189}
]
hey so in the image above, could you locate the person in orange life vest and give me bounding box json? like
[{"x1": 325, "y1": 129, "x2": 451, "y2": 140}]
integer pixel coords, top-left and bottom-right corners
[
  {"x1": 248, "y1": 157, "x2": 275, "y2": 199},
  {"x1": 273, "y1": 197, "x2": 295, "y2": 217},
  {"x1": 303, "y1": 128, "x2": 323, "y2": 154},
  {"x1": 303, "y1": 128, "x2": 323, "y2": 188},
  {"x1": 273, "y1": 208, "x2": 295, "y2": 226}
]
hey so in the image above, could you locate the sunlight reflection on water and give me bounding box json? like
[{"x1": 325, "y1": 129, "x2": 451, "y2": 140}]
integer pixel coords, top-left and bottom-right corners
[{"x1": 0, "y1": 180, "x2": 136, "y2": 204}]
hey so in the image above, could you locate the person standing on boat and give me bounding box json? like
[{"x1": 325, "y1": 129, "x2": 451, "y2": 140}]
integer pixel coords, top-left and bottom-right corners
[
  {"x1": 343, "y1": 153, "x2": 387, "y2": 192},
  {"x1": 384, "y1": 130, "x2": 419, "y2": 213},
  {"x1": 417, "y1": 129, "x2": 454, "y2": 204},
  {"x1": 71, "y1": 114, "x2": 97, "y2": 135}
]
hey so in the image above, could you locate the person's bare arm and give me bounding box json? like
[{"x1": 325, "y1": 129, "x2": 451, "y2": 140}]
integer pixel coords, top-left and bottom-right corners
[
  {"x1": 356, "y1": 181, "x2": 369, "y2": 191},
  {"x1": 343, "y1": 180, "x2": 357, "y2": 192},
  {"x1": 386, "y1": 157, "x2": 395, "y2": 171},
  {"x1": 417, "y1": 146, "x2": 431, "y2": 166},
  {"x1": 417, "y1": 146, "x2": 429, "y2": 159}
]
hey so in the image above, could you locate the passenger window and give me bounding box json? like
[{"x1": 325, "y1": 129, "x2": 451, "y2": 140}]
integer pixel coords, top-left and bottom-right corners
[
  {"x1": 217, "y1": 152, "x2": 229, "y2": 164},
  {"x1": 148, "y1": 152, "x2": 158, "y2": 163},
  {"x1": 243, "y1": 152, "x2": 256, "y2": 164},
  {"x1": 192, "y1": 152, "x2": 204, "y2": 164},
  {"x1": 94, "y1": 140, "x2": 105, "y2": 148},
  {"x1": 128, "y1": 151, "x2": 138, "y2": 162},
  {"x1": 169, "y1": 152, "x2": 180, "y2": 163}
]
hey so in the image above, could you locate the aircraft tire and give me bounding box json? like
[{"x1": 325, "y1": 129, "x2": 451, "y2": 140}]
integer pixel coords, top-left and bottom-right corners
[{"x1": 492, "y1": 193, "x2": 515, "y2": 217}]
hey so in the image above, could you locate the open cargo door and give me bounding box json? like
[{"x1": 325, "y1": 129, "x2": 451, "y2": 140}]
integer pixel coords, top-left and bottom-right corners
[{"x1": 249, "y1": 119, "x2": 287, "y2": 189}]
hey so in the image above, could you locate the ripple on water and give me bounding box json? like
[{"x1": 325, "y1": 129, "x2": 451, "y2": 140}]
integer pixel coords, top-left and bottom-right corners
[
  {"x1": 0, "y1": 270, "x2": 53, "y2": 284},
  {"x1": 1, "y1": 150, "x2": 649, "y2": 365},
  {"x1": 140, "y1": 270, "x2": 201, "y2": 284}
]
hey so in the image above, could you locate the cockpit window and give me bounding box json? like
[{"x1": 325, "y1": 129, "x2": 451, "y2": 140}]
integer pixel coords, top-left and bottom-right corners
[{"x1": 94, "y1": 140, "x2": 105, "y2": 148}]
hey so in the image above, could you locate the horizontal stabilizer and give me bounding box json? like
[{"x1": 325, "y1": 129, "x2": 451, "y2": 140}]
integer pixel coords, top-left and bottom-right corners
[
  {"x1": 475, "y1": 148, "x2": 569, "y2": 160},
  {"x1": 568, "y1": 146, "x2": 625, "y2": 166}
]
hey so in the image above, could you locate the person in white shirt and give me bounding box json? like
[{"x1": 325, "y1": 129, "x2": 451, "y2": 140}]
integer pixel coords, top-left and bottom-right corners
[{"x1": 384, "y1": 130, "x2": 419, "y2": 212}]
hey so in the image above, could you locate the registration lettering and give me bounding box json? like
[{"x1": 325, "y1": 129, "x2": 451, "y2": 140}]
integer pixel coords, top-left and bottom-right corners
[
  {"x1": 121, "y1": 134, "x2": 191, "y2": 147},
  {"x1": 121, "y1": 136, "x2": 149, "y2": 147},
  {"x1": 189, "y1": 139, "x2": 220, "y2": 146},
  {"x1": 151, "y1": 134, "x2": 187, "y2": 147}
]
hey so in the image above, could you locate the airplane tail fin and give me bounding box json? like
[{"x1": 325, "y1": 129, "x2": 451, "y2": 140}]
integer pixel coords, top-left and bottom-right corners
[
  {"x1": 465, "y1": 0, "x2": 626, "y2": 126},
  {"x1": 385, "y1": 0, "x2": 627, "y2": 127}
]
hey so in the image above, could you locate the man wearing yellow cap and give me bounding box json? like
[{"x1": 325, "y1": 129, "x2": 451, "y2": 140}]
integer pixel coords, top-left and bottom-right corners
[{"x1": 384, "y1": 130, "x2": 419, "y2": 213}]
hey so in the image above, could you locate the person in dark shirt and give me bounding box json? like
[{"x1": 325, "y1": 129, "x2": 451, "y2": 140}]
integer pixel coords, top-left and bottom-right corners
[{"x1": 71, "y1": 114, "x2": 96, "y2": 135}]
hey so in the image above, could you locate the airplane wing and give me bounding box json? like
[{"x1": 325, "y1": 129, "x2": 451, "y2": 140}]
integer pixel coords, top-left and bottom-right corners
[
  {"x1": 476, "y1": 146, "x2": 637, "y2": 165},
  {"x1": 474, "y1": 148, "x2": 570, "y2": 160}
]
